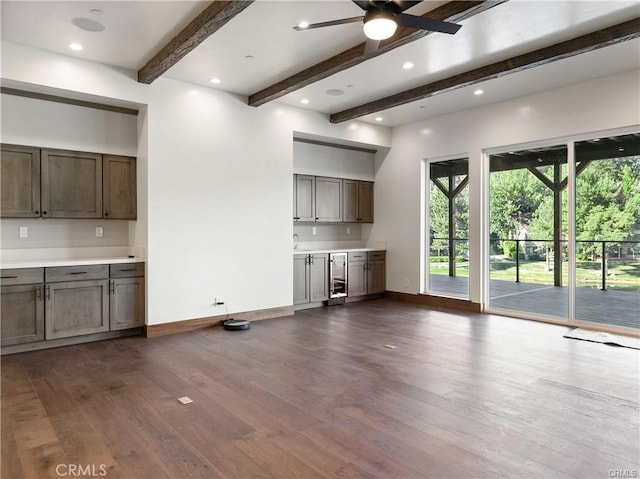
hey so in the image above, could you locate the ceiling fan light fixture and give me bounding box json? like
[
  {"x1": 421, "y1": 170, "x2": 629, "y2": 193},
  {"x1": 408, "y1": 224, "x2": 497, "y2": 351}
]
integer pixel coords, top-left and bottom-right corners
[{"x1": 363, "y1": 11, "x2": 397, "y2": 40}]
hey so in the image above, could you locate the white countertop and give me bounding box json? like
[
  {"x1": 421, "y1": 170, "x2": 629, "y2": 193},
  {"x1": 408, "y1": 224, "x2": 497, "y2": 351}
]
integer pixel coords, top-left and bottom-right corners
[
  {"x1": 1, "y1": 256, "x2": 142, "y2": 269},
  {"x1": 1, "y1": 246, "x2": 145, "y2": 269},
  {"x1": 294, "y1": 247, "x2": 385, "y2": 255}
]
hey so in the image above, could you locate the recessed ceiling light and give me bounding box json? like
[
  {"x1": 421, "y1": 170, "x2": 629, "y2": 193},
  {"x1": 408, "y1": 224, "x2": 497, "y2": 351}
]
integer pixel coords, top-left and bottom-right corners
[
  {"x1": 474, "y1": 89, "x2": 484, "y2": 96},
  {"x1": 69, "y1": 42, "x2": 83, "y2": 51},
  {"x1": 210, "y1": 77, "x2": 221, "y2": 84},
  {"x1": 300, "y1": 99, "x2": 309, "y2": 104},
  {"x1": 618, "y1": 147, "x2": 625, "y2": 151},
  {"x1": 326, "y1": 89, "x2": 344, "y2": 96},
  {"x1": 71, "y1": 17, "x2": 105, "y2": 32},
  {"x1": 593, "y1": 138, "x2": 600, "y2": 142},
  {"x1": 402, "y1": 62, "x2": 414, "y2": 70},
  {"x1": 297, "y1": 21, "x2": 309, "y2": 29},
  {"x1": 375, "y1": 117, "x2": 383, "y2": 122}
]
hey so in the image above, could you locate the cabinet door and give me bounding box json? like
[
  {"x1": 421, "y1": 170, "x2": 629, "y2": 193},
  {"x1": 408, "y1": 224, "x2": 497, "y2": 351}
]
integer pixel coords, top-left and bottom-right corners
[
  {"x1": 293, "y1": 255, "x2": 310, "y2": 305},
  {"x1": 347, "y1": 261, "x2": 367, "y2": 297},
  {"x1": 110, "y1": 278, "x2": 145, "y2": 330},
  {"x1": 315, "y1": 177, "x2": 342, "y2": 222},
  {"x1": 367, "y1": 260, "x2": 386, "y2": 294},
  {"x1": 294, "y1": 175, "x2": 315, "y2": 222},
  {"x1": 1, "y1": 284, "x2": 44, "y2": 346},
  {"x1": 103, "y1": 155, "x2": 136, "y2": 219},
  {"x1": 358, "y1": 181, "x2": 374, "y2": 223},
  {"x1": 343, "y1": 179, "x2": 358, "y2": 223},
  {"x1": 45, "y1": 280, "x2": 109, "y2": 339},
  {"x1": 309, "y1": 254, "x2": 329, "y2": 302},
  {"x1": 41, "y1": 149, "x2": 102, "y2": 218},
  {"x1": 0, "y1": 144, "x2": 41, "y2": 218}
]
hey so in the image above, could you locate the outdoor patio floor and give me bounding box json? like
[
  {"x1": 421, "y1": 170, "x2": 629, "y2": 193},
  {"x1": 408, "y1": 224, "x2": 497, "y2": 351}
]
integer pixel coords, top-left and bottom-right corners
[{"x1": 429, "y1": 274, "x2": 640, "y2": 330}]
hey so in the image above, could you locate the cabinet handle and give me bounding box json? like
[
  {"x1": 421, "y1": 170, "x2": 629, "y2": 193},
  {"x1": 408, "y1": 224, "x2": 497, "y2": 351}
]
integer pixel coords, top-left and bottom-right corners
[
  {"x1": 35, "y1": 210, "x2": 39, "y2": 215},
  {"x1": 105, "y1": 212, "x2": 109, "y2": 216},
  {"x1": 37, "y1": 286, "x2": 42, "y2": 301},
  {"x1": 43, "y1": 211, "x2": 47, "y2": 215},
  {"x1": 69, "y1": 271, "x2": 88, "y2": 275},
  {"x1": 45, "y1": 285, "x2": 50, "y2": 300},
  {"x1": 119, "y1": 268, "x2": 135, "y2": 272},
  {"x1": 110, "y1": 280, "x2": 115, "y2": 294},
  {"x1": 1, "y1": 276, "x2": 18, "y2": 279}
]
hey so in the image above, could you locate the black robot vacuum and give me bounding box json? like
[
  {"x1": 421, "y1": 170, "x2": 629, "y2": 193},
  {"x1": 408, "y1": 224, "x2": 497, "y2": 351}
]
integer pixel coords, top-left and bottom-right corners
[{"x1": 222, "y1": 319, "x2": 250, "y2": 331}]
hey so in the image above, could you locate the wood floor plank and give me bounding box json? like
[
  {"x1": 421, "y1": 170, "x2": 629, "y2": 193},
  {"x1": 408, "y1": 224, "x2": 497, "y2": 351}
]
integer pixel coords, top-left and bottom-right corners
[{"x1": 2, "y1": 298, "x2": 638, "y2": 478}]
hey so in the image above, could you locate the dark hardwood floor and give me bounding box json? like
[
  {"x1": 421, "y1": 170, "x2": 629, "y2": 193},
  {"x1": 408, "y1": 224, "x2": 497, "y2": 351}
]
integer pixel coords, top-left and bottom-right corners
[{"x1": 2, "y1": 298, "x2": 639, "y2": 478}]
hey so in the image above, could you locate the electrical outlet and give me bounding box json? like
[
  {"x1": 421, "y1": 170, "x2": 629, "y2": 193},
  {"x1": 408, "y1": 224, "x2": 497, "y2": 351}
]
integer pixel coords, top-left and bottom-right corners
[
  {"x1": 215, "y1": 297, "x2": 225, "y2": 305},
  {"x1": 312, "y1": 227, "x2": 317, "y2": 235},
  {"x1": 95, "y1": 226, "x2": 103, "y2": 238},
  {"x1": 347, "y1": 227, "x2": 351, "y2": 235},
  {"x1": 404, "y1": 278, "x2": 410, "y2": 288},
  {"x1": 19, "y1": 226, "x2": 28, "y2": 239}
]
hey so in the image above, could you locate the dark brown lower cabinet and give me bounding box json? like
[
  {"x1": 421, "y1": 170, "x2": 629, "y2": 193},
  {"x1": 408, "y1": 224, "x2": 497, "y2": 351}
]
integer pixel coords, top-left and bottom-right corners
[
  {"x1": 110, "y1": 277, "x2": 145, "y2": 330},
  {"x1": 0, "y1": 284, "x2": 45, "y2": 346},
  {"x1": 293, "y1": 254, "x2": 329, "y2": 305},
  {"x1": 45, "y1": 280, "x2": 110, "y2": 339},
  {"x1": 347, "y1": 251, "x2": 386, "y2": 297}
]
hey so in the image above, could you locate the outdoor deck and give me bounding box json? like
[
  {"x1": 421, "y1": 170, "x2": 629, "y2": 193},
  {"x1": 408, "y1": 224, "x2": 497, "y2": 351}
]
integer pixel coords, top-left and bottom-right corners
[{"x1": 429, "y1": 275, "x2": 640, "y2": 330}]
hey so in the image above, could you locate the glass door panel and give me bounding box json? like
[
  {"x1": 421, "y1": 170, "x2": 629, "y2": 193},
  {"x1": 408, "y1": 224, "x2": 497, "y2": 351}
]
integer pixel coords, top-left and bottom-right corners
[
  {"x1": 488, "y1": 145, "x2": 568, "y2": 318},
  {"x1": 574, "y1": 134, "x2": 640, "y2": 330},
  {"x1": 428, "y1": 158, "x2": 469, "y2": 298}
]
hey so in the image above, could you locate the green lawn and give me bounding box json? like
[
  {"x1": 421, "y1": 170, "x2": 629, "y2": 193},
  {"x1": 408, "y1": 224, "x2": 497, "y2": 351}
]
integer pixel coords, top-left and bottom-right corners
[{"x1": 430, "y1": 257, "x2": 640, "y2": 291}]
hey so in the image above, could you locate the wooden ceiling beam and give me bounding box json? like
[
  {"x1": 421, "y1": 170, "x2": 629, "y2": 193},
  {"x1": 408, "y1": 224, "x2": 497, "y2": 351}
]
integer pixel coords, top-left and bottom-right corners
[
  {"x1": 138, "y1": 1, "x2": 254, "y2": 84},
  {"x1": 330, "y1": 17, "x2": 640, "y2": 123},
  {"x1": 247, "y1": 0, "x2": 507, "y2": 107}
]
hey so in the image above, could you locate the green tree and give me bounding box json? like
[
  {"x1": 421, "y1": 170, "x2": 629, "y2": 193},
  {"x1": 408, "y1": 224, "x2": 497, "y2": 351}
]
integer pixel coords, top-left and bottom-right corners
[{"x1": 489, "y1": 168, "x2": 548, "y2": 238}]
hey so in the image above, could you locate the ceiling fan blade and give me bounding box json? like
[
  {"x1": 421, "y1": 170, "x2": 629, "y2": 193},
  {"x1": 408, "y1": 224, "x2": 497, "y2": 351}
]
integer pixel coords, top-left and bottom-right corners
[
  {"x1": 392, "y1": 1, "x2": 423, "y2": 12},
  {"x1": 397, "y1": 13, "x2": 462, "y2": 34},
  {"x1": 364, "y1": 38, "x2": 380, "y2": 54},
  {"x1": 351, "y1": 0, "x2": 371, "y2": 11},
  {"x1": 293, "y1": 16, "x2": 363, "y2": 31}
]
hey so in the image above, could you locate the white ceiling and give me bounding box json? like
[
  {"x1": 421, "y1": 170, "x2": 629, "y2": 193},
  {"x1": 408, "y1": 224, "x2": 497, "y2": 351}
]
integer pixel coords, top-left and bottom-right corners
[{"x1": 2, "y1": 0, "x2": 639, "y2": 127}]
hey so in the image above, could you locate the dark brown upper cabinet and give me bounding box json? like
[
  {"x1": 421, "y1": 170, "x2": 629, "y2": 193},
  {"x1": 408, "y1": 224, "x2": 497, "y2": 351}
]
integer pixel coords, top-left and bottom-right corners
[
  {"x1": 0, "y1": 145, "x2": 137, "y2": 219},
  {"x1": 41, "y1": 148, "x2": 103, "y2": 218},
  {"x1": 103, "y1": 155, "x2": 137, "y2": 219},
  {"x1": 343, "y1": 179, "x2": 374, "y2": 223},
  {"x1": 0, "y1": 144, "x2": 41, "y2": 218}
]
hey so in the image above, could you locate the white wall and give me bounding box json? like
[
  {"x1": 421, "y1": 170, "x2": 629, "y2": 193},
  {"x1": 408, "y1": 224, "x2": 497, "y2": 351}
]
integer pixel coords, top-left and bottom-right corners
[
  {"x1": 369, "y1": 69, "x2": 640, "y2": 303},
  {"x1": 293, "y1": 141, "x2": 376, "y2": 180},
  {"x1": 1, "y1": 40, "x2": 391, "y2": 326}
]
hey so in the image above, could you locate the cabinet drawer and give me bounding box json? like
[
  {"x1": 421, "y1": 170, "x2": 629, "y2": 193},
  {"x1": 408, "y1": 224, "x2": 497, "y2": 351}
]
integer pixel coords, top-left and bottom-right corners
[
  {"x1": 368, "y1": 251, "x2": 386, "y2": 261},
  {"x1": 110, "y1": 262, "x2": 145, "y2": 278},
  {"x1": 348, "y1": 252, "x2": 367, "y2": 261},
  {"x1": 1, "y1": 268, "x2": 44, "y2": 286},
  {"x1": 45, "y1": 264, "x2": 108, "y2": 282}
]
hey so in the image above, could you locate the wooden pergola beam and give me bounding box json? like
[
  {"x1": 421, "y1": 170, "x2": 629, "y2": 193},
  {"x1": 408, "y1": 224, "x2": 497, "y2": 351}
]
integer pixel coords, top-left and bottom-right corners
[
  {"x1": 138, "y1": 1, "x2": 255, "y2": 84},
  {"x1": 330, "y1": 17, "x2": 640, "y2": 123},
  {"x1": 247, "y1": 1, "x2": 506, "y2": 107}
]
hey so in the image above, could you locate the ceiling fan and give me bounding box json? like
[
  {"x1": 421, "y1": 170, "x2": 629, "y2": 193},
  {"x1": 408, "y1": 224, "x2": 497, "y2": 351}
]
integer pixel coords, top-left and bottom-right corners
[{"x1": 293, "y1": 0, "x2": 462, "y2": 54}]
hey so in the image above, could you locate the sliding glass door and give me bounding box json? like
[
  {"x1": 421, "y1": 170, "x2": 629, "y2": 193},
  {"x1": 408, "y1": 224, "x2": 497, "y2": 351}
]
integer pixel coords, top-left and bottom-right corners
[{"x1": 485, "y1": 132, "x2": 639, "y2": 331}]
